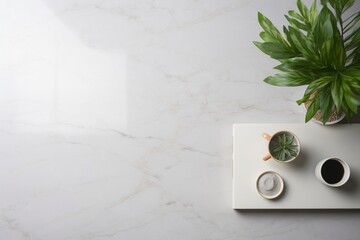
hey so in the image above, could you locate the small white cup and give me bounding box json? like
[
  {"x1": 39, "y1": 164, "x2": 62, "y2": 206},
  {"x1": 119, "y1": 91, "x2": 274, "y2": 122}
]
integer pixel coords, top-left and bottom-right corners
[{"x1": 315, "y1": 157, "x2": 350, "y2": 187}]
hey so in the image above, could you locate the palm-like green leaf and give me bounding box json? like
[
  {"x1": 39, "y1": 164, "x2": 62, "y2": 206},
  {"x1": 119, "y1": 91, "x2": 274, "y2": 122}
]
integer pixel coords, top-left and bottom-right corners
[
  {"x1": 253, "y1": 41, "x2": 298, "y2": 59},
  {"x1": 264, "y1": 71, "x2": 313, "y2": 86},
  {"x1": 297, "y1": 0, "x2": 310, "y2": 21},
  {"x1": 306, "y1": 94, "x2": 320, "y2": 122},
  {"x1": 347, "y1": 47, "x2": 360, "y2": 65},
  {"x1": 343, "y1": 12, "x2": 360, "y2": 34},
  {"x1": 319, "y1": 87, "x2": 334, "y2": 124},
  {"x1": 288, "y1": 26, "x2": 318, "y2": 61},
  {"x1": 345, "y1": 30, "x2": 360, "y2": 52},
  {"x1": 331, "y1": 74, "x2": 344, "y2": 112},
  {"x1": 257, "y1": 12, "x2": 290, "y2": 48},
  {"x1": 285, "y1": 15, "x2": 308, "y2": 31},
  {"x1": 309, "y1": 0, "x2": 318, "y2": 24},
  {"x1": 342, "y1": 79, "x2": 360, "y2": 113}
]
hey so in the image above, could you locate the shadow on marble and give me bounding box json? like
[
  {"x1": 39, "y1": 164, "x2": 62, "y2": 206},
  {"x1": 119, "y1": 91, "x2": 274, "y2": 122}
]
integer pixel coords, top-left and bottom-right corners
[
  {"x1": 340, "y1": 111, "x2": 360, "y2": 124},
  {"x1": 337, "y1": 170, "x2": 358, "y2": 194},
  {"x1": 286, "y1": 147, "x2": 308, "y2": 169},
  {"x1": 351, "y1": 111, "x2": 360, "y2": 123}
]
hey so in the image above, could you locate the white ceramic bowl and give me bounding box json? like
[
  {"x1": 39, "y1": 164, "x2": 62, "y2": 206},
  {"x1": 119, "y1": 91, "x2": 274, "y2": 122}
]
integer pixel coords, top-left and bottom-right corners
[{"x1": 256, "y1": 171, "x2": 284, "y2": 199}]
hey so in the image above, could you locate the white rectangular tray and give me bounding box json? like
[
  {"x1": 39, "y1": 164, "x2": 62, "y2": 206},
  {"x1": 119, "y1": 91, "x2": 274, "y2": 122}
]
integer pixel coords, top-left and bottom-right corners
[{"x1": 233, "y1": 123, "x2": 360, "y2": 209}]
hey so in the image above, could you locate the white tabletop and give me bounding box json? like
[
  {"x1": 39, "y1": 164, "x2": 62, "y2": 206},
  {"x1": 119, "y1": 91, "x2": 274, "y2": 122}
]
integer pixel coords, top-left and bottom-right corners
[{"x1": 233, "y1": 124, "x2": 360, "y2": 209}]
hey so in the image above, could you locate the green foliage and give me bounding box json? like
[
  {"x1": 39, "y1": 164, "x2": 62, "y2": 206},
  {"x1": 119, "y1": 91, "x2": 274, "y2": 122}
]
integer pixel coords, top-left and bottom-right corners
[
  {"x1": 254, "y1": 0, "x2": 360, "y2": 124},
  {"x1": 269, "y1": 133, "x2": 299, "y2": 161}
]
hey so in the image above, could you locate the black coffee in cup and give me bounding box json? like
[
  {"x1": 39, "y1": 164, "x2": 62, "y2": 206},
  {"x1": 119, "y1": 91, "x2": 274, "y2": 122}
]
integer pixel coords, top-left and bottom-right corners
[{"x1": 321, "y1": 159, "x2": 344, "y2": 184}]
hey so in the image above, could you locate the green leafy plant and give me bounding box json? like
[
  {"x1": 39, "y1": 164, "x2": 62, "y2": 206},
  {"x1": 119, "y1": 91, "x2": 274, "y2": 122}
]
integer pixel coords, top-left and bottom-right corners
[
  {"x1": 269, "y1": 133, "x2": 299, "y2": 161},
  {"x1": 254, "y1": 0, "x2": 360, "y2": 124}
]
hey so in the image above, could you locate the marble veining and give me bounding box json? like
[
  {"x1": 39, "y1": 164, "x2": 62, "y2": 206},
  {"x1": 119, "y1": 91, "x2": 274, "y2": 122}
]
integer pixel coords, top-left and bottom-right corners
[{"x1": 0, "y1": 0, "x2": 359, "y2": 239}]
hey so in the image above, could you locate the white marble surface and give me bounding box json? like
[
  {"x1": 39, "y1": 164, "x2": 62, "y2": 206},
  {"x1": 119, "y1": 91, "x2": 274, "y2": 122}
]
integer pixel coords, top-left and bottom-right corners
[{"x1": 0, "y1": 0, "x2": 359, "y2": 239}]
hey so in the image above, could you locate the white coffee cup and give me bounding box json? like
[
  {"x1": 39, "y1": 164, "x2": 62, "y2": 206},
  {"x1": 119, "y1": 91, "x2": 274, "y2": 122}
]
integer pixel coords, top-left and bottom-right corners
[{"x1": 315, "y1": 157, "x2": 350, "y2": 187}]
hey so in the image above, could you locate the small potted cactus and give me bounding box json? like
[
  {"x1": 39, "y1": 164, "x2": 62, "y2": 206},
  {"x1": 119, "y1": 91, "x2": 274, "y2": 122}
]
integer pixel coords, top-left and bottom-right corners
[{"x1": 263, "y1": 131, "x2": 301, "y2": 162}]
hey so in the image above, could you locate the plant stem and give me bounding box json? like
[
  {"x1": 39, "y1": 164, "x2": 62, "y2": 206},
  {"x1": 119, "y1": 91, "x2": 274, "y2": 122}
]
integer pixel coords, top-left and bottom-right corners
[{"x1": 339, "y1": 13, "x2": 344, "y2": 38}]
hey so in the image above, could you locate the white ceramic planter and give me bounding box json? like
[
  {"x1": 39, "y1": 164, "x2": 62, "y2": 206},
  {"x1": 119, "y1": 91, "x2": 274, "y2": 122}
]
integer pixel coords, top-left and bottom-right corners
[{"x1": 301, "y1": 104, "x2": 345, "y2": 125}]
